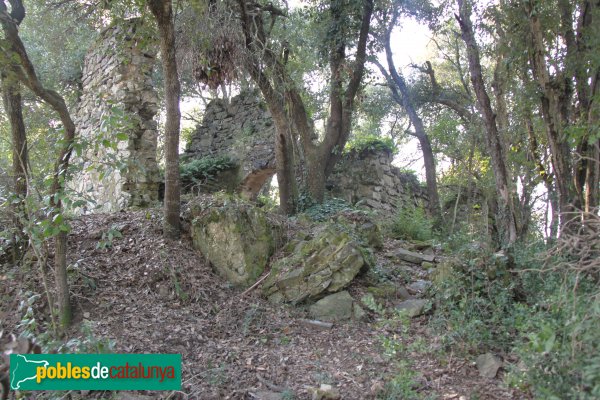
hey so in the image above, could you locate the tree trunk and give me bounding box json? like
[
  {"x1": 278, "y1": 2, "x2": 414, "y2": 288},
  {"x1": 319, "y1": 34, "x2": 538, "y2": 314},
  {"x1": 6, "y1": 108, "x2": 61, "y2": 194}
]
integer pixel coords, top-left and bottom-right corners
[
  {"x1": 148, "y1": 0, "x2": 181, "y2": 239},
  {"x1": 374, "y1": 34, "x2": 441, "y2": 221},
  {"x1": 237, "y1": 0, "x2": 372, "y2": 207},
  {"x1": 237, "y1": 0, "x2": 298, "y2": 213},
  {"x1": 1, "y1": 0, "x2": 74, "y2": 331},
  {"x1": 1, "y1": 76, "x2": 28, "y2": 200},
  {"x1": 54, "y1": 231, "x2": 71, "y2": 330},
  {"x1": 526, "y1": 3, "x2": 580, "y2": 229},
  {"x1": 2, "y1": 74, "x2": 28, "y2": 262},
  {"x1": 456, "y1": 0, "x2": 518, "y2": 246}
]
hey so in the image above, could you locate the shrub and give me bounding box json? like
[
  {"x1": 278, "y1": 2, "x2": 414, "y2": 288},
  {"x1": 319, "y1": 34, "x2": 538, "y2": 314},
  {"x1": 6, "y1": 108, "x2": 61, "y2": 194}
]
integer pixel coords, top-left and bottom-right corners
[
  {"x1": 344, "y1": 135, "x2": 396, "y2": 155},
  {"x1": 390, "y1": 203, "x2": 433, "y2": 242},
  {"x1": 431, "y1": 237, "x2": 600, "y2": 399},
  {"x1": 180, "y1": 156, "x2": 235, "y2": 189}
]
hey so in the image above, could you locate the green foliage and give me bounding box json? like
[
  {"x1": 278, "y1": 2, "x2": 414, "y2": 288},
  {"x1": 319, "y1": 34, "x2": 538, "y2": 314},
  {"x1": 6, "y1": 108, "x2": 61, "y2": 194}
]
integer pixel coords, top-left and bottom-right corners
[
  {"x1": 431, "y1": 254, "x2": 519, "y2": 353},
  {"x1": 361, "y1": 293, "x2": 386, "y2": 316},
  {"x1": 96, "y1": 226, "x2": 123, "y2": 250},
  {"x1": 15, "y1": 291, "x2": 113, "y2": 354},
  {"x1": 379, "y1": 334, "x2": 406, "y2": 359},
  {"x1": 298, "y1": 197, "x2": 353, "y2": 221},
  {"x1": 508, "y1": 272, "x2": 600, "y2": 399},
  {"x1": 180, "y1": 155, "x2": 235, "y2": 188},
  {"x1": 432, "y1": 239, "x2": 600, "y2": 399},
  {"x1": 64, "y1": 321, "x2": 115, "y2": 354},
  {"x1": 344, "y1": 135, "x2": 396, "y2": 155},
  {"x1": 378, "y1": 362, "x2": 421, "y2": 400},
  {"x1": 390, "y1": 203, "x2": 433, "y2": 241}
]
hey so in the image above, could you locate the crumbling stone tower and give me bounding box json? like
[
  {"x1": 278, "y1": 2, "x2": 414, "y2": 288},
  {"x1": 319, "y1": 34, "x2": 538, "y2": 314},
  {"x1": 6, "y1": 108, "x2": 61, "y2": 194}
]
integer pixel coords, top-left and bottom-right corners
[{"x1": 72, "y1": 19, "x2": 160, "y2": 212}]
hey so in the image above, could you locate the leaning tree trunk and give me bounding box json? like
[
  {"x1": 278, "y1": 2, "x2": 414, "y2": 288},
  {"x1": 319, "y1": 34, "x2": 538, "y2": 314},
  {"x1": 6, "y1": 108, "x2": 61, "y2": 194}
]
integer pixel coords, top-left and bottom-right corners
[
  {"x1": 457, "y1": 0, "x2": 518, "y2": 246},
  {"x1": 148, "y1": 0, "x2": 181, "y2": 239},
  {"x1": 374, "y1": 54, "x2": 441, "y2": 220},
  {"x1": 1, "y1": 0, "x2": 75, "y2": 332}
]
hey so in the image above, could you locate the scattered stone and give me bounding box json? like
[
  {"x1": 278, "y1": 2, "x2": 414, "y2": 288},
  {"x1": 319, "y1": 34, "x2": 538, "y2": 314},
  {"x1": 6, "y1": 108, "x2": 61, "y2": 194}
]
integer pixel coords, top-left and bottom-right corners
[
  {"x1": 369, "y1": 380, "x2": 385, "y2": 397},
  {"x1": 387, "y1": 248, "x2": 435, "y2": 265},
  {"x1": 367, "y1": 284, "x2": 412, "y2": 300},
  {"x1": 263, "y1": 226, "x2": 368, "y2": 303},
  {"x1": 421, "y1": 261, "x2": 435, "y2": 270},
  {"x1": 298, "y1": 319, "x2": 334, "y2": 330},
  {"x1": 357, "y1": 222, "x2": 383, "y2": 250},
  {"x1": 353, "y1": 303, "x2": 367, "y2": 320},
  {"x1": 309, "y1": 291, "x2": 354, "y2": 321},
  {"x1": 396, "y1": 299, "x2": 428, "y2": 317},
  {"x1": 191, "y1": 201, "x2": 281, "y2": 287},
  {"x1": 251, "y1": 390, "x2": 284, "y2": 400},
  {"x1": 407, "y1": 280, "x2": 432, "y2": 294},
  {"x1": 476, "y1": 353, "x2": 503, "y2": 378},
  {"x1": 410, "y1": 240, "x2": 432, "y2": 251},
  {"x1": 308, "y1": 384, "x2": 341, "y2": 400}
]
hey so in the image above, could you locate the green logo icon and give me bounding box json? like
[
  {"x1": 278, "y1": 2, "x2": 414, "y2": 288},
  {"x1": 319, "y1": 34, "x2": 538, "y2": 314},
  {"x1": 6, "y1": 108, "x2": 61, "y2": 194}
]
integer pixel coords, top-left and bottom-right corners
[{"x1": 9, "y1": 354, "x2": 181, "y2": 391}]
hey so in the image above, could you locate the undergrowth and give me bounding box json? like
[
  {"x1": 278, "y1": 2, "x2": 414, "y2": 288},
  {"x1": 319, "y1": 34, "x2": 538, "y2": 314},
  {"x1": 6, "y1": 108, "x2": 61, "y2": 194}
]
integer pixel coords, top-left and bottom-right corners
[
  {"x1": 180, "y1": 155, "x2": 235, "y2": 189},
  {"x1": 390, "y1": 202, "x2": 433, "y2": 242},
  {"x1": 430, "y1": 238, "x2": 600, "y2": 399}
]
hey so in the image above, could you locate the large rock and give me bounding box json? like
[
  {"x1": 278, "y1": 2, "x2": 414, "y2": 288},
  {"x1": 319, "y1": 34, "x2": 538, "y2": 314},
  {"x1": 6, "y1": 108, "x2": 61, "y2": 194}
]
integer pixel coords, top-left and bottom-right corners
[
  {"x1": 308, "y1": 291, "x2": 365, "y2": 322},
  {"x1": 386, "y1": 248, "x2": 435, "y2": 265},
  {"x1": 263, "y1": 226, "x2": 369, "y2": 304},
  {"x1": 395, "y1": 299, "x2": 428, "y2": 317},
  {"x1": 476, "y1": 353, "x2": 503, "y2": 378},
  {"x1": 191, "y1": 200, "x2": 281, "y2": 287}
]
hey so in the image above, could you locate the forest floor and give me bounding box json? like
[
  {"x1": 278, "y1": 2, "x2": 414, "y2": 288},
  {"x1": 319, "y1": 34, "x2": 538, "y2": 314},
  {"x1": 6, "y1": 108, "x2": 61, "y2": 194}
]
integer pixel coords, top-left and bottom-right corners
[{"x1": 1, "y1": 210, "x2": 530, "y2": 400}]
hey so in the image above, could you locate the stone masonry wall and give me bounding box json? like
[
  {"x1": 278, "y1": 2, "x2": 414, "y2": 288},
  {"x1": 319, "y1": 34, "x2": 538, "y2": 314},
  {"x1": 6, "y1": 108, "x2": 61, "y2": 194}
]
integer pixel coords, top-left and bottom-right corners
[
  {"x1": 72, "y1": 20, "x2": 160, "y2": 212},
  {"x1": 327, "y1": 150, "x2": 427, "y2": 212},
  {"x1": 185, "y1": 90, "x2": 276, "y2": 198},
  {"x1": 187, "y1": 92, "x2": 427, "y2": 213}
]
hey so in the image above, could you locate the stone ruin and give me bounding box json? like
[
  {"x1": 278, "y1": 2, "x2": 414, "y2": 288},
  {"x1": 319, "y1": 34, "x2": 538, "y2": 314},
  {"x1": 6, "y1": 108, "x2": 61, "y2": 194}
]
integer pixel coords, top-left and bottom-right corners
[
  {"x1": 184, "y1": 91, "x2": 276, "y2": 199},
  {"x1": 72, "y1": 22, "x2": 425, "y2": 214},
  {"x1": 72, "y1": 19, "x2": 161, "y2": 212},
  {"x1": 185, "y1": 91, "x2": 427, "y2": 212}
]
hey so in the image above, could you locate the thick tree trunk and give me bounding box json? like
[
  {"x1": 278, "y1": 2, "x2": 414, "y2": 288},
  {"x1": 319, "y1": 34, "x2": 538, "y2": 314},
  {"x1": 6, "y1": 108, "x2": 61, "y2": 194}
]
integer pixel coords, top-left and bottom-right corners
[
  {"x1": 148, "y1": 0, "x2": 181, "y2": 239},
  {"x1": 456, "y1": 0, "x2": 518, "y2": 246},
  {"x1": 237, "y1": 0, "x2": 298, "y2": 213},
  {"x1": 269, "y1": 107, "x2": 298, "y2": 214},
  {"x1": 526, "y1": 4, "x2": 580, "y2": 229},
  {"x1": 306, "y1": 153, "x2": 326, "y2": 203},
  {"x1": 2, "y1": 74, "x2": 28, "y2": 262},
  {"x1": 237, "y1": 0, "x2": 372, "y2": 207},
  {"x1": 303, "y1": 0, "x2": 373, "y2": 202},
  {"x1": 1, "y1": 76, "x2": 28, "y2": 199}
]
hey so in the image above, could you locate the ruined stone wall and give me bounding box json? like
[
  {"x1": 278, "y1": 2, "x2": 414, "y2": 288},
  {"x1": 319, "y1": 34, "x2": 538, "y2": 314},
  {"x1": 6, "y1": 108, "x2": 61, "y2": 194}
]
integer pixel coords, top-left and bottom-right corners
[
  {"x1": 327, "y1": 150, "x2": 427, "y2": 212},
  {"x1": 185, "y1": 91, "x2": 276, "y2": 198},
  {"x1": 72, "y1": 20, "x2": 160, "y2": 212},
  {"x1": 187, "y1": 91, "x2": 427, "y2": 213}
]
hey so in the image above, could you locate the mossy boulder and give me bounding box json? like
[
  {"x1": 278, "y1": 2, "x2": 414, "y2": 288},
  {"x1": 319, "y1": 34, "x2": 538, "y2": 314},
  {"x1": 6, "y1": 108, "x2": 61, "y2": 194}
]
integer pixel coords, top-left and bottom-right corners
[
  {"x1": 262, "y1": 225, "x2": 369, "y2": 304},
  {"x1": 191, "y1": 198, "x2": 282, "y2": 287},
  {"x1": 308, "y1": 291, "x2": 367, "y2": 322}
]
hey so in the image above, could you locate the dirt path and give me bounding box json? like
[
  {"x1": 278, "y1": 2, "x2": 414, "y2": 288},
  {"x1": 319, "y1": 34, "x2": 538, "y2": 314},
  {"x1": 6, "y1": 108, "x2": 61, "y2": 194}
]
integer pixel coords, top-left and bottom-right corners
[{"x1": 1, "y1": 211, "x2": 527, "y2": 399}]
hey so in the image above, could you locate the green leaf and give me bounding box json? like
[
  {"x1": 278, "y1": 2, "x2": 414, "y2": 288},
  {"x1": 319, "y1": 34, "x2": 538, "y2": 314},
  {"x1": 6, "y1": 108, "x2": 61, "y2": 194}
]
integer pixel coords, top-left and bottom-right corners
[{"x1": 52, "y1": 214, "x2": 64, "y2": 224}]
